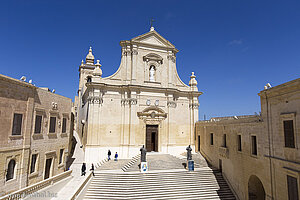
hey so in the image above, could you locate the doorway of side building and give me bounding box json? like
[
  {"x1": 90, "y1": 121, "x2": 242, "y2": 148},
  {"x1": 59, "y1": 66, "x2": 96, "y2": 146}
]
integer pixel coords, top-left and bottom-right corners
[
  {"x1": 44, "y1": 158, "x2": 52, "y2": 179},
  {"x1": 198, "y1": 136, "x2": 200, "y2": 152},
  {"x1": 248, "y1": 175, "x2": 265, "y2": 200},
  {"x1": 146, "y1": 125, "x2": 158, "y2": 152},
  {"x1": 219, "y1": 159, "x2": 222, "y2": 172}
]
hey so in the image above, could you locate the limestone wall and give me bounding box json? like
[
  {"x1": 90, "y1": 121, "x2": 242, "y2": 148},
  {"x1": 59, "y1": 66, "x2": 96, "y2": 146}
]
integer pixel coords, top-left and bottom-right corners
[
  {"x1": 196, "y1": 78, "x2": 300, "y2": 200},
  {"x1": 84, "y1": 87, "x2": 197, "y2": 163},
  {"x1": 0, "y1": 75, "x2": 34, "y2": 195},
  {"x1": 196, "y1": 118, "x2": 272, "y2": 199},
  {"x1": 0, "y1": 74, "x2": 73, "y2": 196}
]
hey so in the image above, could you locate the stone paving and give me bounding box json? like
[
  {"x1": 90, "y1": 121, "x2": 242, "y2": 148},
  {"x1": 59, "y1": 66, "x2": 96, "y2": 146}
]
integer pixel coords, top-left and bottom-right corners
[
  {"x1": 52, "y1": 131, "x2": 91, "y2": 200},
  {"x1": 125, "y1": 152, "x2": 208, "y2": 172}
]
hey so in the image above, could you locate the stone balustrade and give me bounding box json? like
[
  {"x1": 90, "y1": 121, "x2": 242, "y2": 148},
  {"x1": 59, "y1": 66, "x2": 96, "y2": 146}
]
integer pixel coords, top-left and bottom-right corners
[{"x1": 0, "y1": 170, "x2": 72, "y2": 200}]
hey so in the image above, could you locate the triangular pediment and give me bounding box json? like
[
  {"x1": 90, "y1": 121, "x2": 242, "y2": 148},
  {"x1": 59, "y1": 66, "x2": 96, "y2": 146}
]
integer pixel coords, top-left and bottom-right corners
[{"x1": 131, "y1": 30, "x2": 175, "y2": 48}]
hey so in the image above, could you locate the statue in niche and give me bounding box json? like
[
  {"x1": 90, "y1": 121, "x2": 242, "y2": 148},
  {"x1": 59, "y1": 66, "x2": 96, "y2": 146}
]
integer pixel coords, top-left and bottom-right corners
[{"x1": 149, "y1": 65, "x2": 155, "y2": 82}]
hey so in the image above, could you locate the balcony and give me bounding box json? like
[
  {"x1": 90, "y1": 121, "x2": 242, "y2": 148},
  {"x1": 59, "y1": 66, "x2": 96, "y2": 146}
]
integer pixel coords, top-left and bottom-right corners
[{"x1": 219, "y1": 147, "x2": 229, "y2": 158}]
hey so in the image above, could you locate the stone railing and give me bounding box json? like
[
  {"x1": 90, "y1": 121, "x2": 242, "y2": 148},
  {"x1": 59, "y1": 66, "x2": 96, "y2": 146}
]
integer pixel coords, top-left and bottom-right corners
[
  {"x1": 70, "y1": 172, "x2": 92, "y2": 200},
  {"x1": 219, "y1": 147, "x2": 229, "y2": 158},
  {"x1": 0, "y1": 170, "x2": 72, "y2": 200}
]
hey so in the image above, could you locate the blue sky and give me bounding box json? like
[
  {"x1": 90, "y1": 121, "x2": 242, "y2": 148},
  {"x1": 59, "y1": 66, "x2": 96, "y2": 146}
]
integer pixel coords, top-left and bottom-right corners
[{"x1": 0, "y1": 1, "x2": 299, "y2": 120}]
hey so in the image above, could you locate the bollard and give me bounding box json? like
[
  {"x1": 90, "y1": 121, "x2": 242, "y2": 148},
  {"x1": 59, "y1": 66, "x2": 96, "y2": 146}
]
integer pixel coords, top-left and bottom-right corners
[{"x1": 188, "y1": 160, "x2": 194, "y2": 171}]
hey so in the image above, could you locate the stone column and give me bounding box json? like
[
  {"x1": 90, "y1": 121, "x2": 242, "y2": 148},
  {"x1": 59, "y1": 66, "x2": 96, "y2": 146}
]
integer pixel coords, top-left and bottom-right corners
[
  {"x1": 131, "y1": 47, "x2": 138, "y2": 83},
  {"x1": 167, "y1": 52, "x2": 175, "y2": 86},
  {"x1": 121, "y1": 91, "x2": 130, "y2": 157},
  {"x1": 126, "y1": 47, "x2": 132, "y2": 83},
  {"x1": 189, "y1": 97, "x2": 199, "y2": 149},
  {"x1": 129, "y1": 92, "x2": 137, "y2": 145},
  {"x1": 167, "y1": 95, "x2": 177, "y2": 153}
]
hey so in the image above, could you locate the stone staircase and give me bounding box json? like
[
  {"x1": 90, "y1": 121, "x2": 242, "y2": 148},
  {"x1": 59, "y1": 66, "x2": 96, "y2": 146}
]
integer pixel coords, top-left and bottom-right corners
[
  {"x1": 80, "y1": 153, "x2": 236, "y2": 199},
  {"x1": 83, "y1": 168, "x2": 236, "y2": 199},
  {"x1": 97, "y1": 159, "x2": 131, "y2": 171},
  {"x1": 121, "y1": 154, "x2": 140, "y2": 171}
]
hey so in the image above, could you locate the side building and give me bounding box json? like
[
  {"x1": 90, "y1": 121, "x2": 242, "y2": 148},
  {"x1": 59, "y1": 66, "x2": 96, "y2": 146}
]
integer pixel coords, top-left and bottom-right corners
[
  {"x1": 196, "y1": 78, "x2": 300, "y2": 200},
  {"x1": 0, "y1": 74, "x2": 73, "y2": 196}
]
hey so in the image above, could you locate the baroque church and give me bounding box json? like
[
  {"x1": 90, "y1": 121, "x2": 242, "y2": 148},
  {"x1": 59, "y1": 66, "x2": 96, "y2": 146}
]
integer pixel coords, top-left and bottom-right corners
[{"x1": 76, "y1": 27, "x2": 202, "y2": 163}]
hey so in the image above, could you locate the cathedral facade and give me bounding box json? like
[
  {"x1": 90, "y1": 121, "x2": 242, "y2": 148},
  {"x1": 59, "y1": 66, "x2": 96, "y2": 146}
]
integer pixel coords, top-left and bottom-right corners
[{"x1": 76, "y1": 27, "x2": 202, "y2": 163}]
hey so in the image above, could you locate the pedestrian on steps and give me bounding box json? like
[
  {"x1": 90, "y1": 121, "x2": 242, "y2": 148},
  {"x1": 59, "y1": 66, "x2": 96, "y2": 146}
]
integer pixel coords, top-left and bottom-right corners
[
  {"x1": 81, "y1": 163, "x2": 86, "y2": 176},
  {"x1": 108, "y1": 150, "x2": 111, "y2": 161},
  {"x1": 114, "y1": 152, "x2": 118, "y2": 161},
  {"x1": 90, "y1": 163, "x2": 95, "y2": 176}
]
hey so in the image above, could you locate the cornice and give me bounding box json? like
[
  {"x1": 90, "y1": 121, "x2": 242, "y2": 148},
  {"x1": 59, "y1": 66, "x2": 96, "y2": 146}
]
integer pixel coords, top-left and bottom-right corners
[
  {"x1": 120, "y1": 40, "x2": 179, "y2": 54},
  {"x1": 258, "y1": 78, "x2": 300, "y2": 98},
  {"x1": 0, "y1": 74, "x2": 36, "y2": 89},
  {"x1": 86, "y1": 82, "x2": 203, "y2": 97}
]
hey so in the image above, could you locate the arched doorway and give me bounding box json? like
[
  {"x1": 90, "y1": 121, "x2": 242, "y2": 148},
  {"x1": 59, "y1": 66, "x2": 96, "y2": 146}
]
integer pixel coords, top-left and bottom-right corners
[{"x1": 248, "y1": 175, "x2": 265, "y2": 200}]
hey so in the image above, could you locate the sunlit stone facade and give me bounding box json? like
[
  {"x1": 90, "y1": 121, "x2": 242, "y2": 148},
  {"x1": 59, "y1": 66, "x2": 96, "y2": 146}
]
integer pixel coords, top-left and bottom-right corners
[{"x1": 76, "y1": 27, "x2": 202, "y2": 163}]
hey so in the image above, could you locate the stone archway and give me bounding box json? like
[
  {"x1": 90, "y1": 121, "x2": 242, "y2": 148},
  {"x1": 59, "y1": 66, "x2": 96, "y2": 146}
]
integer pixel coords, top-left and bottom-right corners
[{"x1": 248, "y1": 175, "x2": 265, "y2": 200}]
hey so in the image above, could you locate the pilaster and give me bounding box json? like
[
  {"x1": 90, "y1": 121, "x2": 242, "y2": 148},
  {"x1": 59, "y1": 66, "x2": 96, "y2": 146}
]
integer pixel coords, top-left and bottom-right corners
[{"x1": 131, "y1": 47, "x2": 138, "y2": 83}]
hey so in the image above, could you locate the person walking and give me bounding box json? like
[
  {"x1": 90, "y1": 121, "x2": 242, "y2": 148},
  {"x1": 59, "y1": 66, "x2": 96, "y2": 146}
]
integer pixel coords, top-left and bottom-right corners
[
  {"x1": 90, "y1": 163, "x2": 95, "y2": 176},
  {"x1": 108, "y1": 150, "x2": 111, "y2": 161},
  {"x1": 81, "y1": 163, "x2": 86, "y2": 176},
  {"x1": 114, "y1": 152, "x2": 118, "y2": 161}
]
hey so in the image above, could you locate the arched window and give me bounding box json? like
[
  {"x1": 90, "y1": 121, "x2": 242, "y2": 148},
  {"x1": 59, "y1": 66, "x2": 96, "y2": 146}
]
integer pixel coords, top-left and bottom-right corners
[
  {"x1": 87, "y1": 76, "x2": 92, "y2": 83},
  {"x1": 149, "y1": 65, "x2": 156, "y2": 82},
  {"x1": 6, "y1": 159, "x2": 16, "y2": 181}
]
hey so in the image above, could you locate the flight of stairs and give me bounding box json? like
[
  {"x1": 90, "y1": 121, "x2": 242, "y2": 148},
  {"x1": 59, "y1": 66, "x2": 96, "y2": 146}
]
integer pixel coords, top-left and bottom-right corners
[
  {"x1": 83, "y1": 168, "x2": 236, "y2": 200},
  {"x1": 121, "y1": 154, "x2": 140, "y2": 171}
]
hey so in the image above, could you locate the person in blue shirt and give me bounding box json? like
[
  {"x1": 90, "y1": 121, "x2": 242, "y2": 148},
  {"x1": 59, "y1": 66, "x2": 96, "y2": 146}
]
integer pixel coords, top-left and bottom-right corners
[{"x1": 114, "y1": 152, "x2": 118, "y2": 161}]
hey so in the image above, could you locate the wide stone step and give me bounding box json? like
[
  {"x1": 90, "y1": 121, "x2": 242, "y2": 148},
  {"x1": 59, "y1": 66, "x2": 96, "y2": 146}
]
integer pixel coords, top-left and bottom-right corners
[
  {"x1": 84, "y1": 190, "x2": 235, "y2": 200},
  {"x1": 89, "y1": 180, "x2": 228, "y2": 187},
  {"x1": 82, "y1": 154, "x2": 235, "y2": 200},
  {"x1": 86, "y1": 186, "x2": 232, "y2": 194}
]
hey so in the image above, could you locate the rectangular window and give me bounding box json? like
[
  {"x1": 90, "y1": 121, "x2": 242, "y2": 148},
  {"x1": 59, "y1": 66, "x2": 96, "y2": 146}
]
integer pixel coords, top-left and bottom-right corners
[
  {"x1": 12, "y1": 113, "x2": 23, "y2": 135},
  {"x1": 59, "y1": 149, "x2": 64, "y2": 164},
  {"x1": 251, "y1": 136, "x2": 257, "y2": 155},
  {"x1": 284, "y1": 120, "x2": 295, "y2": 148},
  {"x1": 62, "y1": 118, "x2": 67, "y2": 133},
  {"x1": 34, "y1": 115, "x2": 42, "y2": 134},
  {"x1": 287, "y1": 175, "x2": 299, "y2": 200},
  {"x1": 223, "y1": 134, "x2": 227, "y2": 148},
  {"x1": 210, "y1": 133, "x2": 214, "y2": 145},
  {"x1": 30, "y1": 154, "x2": 37, "y2": 173},
  {"x1": 238, "y1": 135, "x2": 242, "y2": 151},
  {"x1": 49, "y1": 117, "x2": 56, "y2": 133}
]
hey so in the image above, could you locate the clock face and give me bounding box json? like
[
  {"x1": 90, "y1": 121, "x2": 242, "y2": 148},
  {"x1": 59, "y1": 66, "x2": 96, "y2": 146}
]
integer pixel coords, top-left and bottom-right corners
[{"x1": 146, "y1": 99, "x2": 151, "y2": 106}]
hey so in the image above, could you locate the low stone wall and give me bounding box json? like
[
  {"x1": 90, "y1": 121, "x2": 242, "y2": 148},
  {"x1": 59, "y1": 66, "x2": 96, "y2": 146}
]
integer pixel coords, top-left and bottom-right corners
[{"x1": 0, "y1": 170, "x2": 72, "y2": 200}]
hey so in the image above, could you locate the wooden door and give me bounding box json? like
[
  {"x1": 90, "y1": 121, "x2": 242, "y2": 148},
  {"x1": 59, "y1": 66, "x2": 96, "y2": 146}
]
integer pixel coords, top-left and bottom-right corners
[
  {"x1": 146, "y1": 125, "x2": 158, "y2": 152},
  {"x1": 44, "y1": 158, "x2": 52, "y2": 179}
]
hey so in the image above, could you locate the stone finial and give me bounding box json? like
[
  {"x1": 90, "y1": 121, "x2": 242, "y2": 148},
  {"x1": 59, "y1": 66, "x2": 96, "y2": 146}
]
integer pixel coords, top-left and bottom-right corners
[
  {"x1": 189, "y1": 72, "x2": 198, "y2": 91},
  {"x1": 150, "y1": 26, "x2": 155, "y2": 31},
  {"x1": 95, "y1": 59, "x2": 102, "y2": 67},
  {"x1": 93, "y1": 59, "x2": 102, "y2": 77},
  {"x1": 81, "y1": 59, "x2": 84, "y2": 66},
  {"x1": 86, "y1": 46, "x2": 95, "y2": 64},
  {"x1": 189, "y1": 72, "x2": 197, "y2": 86}
]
